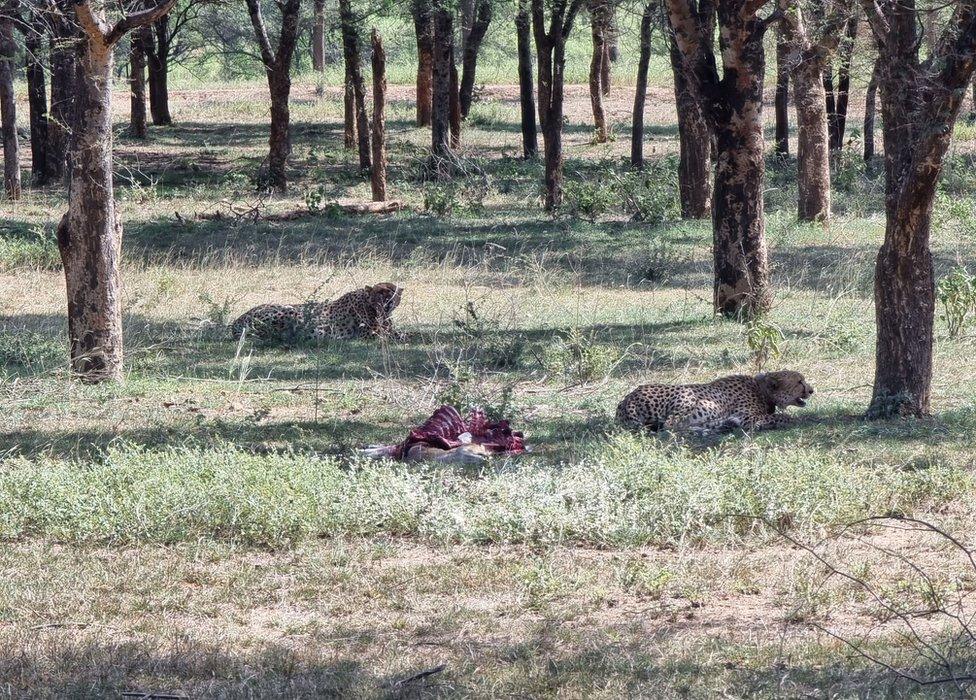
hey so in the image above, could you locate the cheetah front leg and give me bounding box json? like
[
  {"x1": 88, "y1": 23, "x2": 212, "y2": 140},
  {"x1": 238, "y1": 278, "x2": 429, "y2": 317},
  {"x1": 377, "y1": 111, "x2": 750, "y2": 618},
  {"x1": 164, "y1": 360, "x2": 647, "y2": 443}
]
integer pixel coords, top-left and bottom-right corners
[
  {"x1": 740, "y1": 413, "x2": 795, "y2": 431},
  {"x1": 663, "y1": 401, "x2": 726, "y2": 433}
]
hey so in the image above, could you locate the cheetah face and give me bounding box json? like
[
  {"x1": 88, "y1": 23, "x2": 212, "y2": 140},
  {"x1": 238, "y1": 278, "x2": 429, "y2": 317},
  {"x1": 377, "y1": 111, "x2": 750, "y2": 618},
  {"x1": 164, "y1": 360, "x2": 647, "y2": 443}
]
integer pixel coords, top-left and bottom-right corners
[
  {"x1": 366, "y1": 282, "x2": 403, "y2": 315},
  {"x1": 757, "y1": 370, "x2": 815, "y2": 409}
]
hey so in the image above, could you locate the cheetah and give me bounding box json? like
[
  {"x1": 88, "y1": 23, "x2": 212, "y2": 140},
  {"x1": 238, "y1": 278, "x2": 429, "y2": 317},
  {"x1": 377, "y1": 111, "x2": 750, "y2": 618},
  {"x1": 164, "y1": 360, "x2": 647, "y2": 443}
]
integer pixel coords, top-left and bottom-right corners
[
  {"x1": 616, "y1": 370, "x2": 814, "y2": 433},
  {"x1": 229, "y1": 282, "x2": 403, "y2": 343}
]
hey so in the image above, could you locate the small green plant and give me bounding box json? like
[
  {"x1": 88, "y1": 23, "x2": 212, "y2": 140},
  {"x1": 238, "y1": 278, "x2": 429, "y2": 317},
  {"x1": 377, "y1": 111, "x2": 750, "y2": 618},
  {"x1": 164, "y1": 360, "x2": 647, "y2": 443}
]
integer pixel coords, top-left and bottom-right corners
[
  {"x1": 220, "y1": 170, "x2": 252, "y2": 193},
  {"x1": 0, "y1": 224, "x2": 60, "y2": 271},
  {"x1": 937, "y1": 267, "x2": 976, "y2": 338},
  {"x1": 422, "y1": 180, "x2": 489, "y2": 217},
  {"x1": 453, "y1": 300, "x2": 527, "y2": 371},
  {"x1": 542, "y1": 328, "x2": 623, "y2": 384},
  {"x1": 745, "y1": 316, "x2": 784, "y2": 371},
  {"x1": 616, "y1": 164, "x2": 680, "y2": 224},
  {"x1": 562, "y1": 177, "x2": 616, "y2": 221},
  {"x1": 304, "y1": 184, "x2": 326, "y2": 213},
  {"x1": 423, "y1": 182, "x2": 455, "y2": 216},
  {"x1": 618, "y1": 559, "x2": 672, "y2": 599},
  {"x1": 198, "y1": 292, "x2": 235, "y2": 327}
]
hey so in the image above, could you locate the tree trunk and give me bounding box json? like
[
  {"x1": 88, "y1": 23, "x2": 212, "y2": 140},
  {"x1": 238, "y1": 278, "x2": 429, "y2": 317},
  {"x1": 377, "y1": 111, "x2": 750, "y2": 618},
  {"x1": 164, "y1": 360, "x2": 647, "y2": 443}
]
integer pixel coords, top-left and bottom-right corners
[
  {"x1": 339, "y1": 0, "x2": 371, "y2": 171},
  {"x1": 600, "y1": 29, "x2": 610, "y2": 96},
  {"x1": 413, "y1": 0, "x2": 434, "y2": 127},
  {"x1": 774, "y1": 26, "x2": 789, "y2": 157},
  {"x1": 516, "y1": 0, "x2": 537, "y2": 158},
  {"x1": 449, "y1": 59, "x2": 461, "y2": 148},
  {"x1": 829, "y1": 16, "x2": 857, "y2": 150},
  {"x1": 147, "y1": 17, "x2": 172, "y2": 126},
  {"x1": 130, "y1": 30, "x2": 149, "y2": 138},
  {"x1": 370, "y1": 30, "x2": 387, "y2": 202},
  {"x1": 630, "y1": 2, "x2": 653, "y2": 168},
  {"x1": 25, "y1": 22, "x2": 50, "y2": 186},
  {"x1": 431, "y1": 4, "x2": 454, "y2": 172},
  {"x1": 792, "y1": 60, "x2": 830, "y2": 222},
  {"x1": 459, "y1": 0, "x2": 491, "y2": 118},
  {"x1": 344, "y1": 64, "x2": 357, "y2": 148},
  {"x1": 588, "y1": 0, "x2": 608, "y2": 142},
  {"x1": 863, "y1": 59, "x2": 879, "y2": 161},
  {"x1": 267, "y1": 70, "x2": 291, "y2": 190},
  {"x1": 58, "y1": 36, "x2": 123, "y2": 381},
  {"x1": 49, "y1": 15, "x2": 77, "y2": 182},
  {"x1": 459, "y1": 0, "x2": 475, "y2": 50},
  {"x1": 0, "y1": 15, "x2": 20, "y2": 200},
  {"x1": 667, "y1": 28, "x2": 710, "y2": 219},
  {"x1": 312, "y1": 0, "x2": 326, "y2": 71}
]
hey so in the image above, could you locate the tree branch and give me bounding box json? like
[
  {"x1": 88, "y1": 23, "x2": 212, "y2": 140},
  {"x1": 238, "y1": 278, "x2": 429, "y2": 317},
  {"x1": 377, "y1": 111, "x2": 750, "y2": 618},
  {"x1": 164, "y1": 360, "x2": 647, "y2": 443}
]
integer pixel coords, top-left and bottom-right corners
[
  {"x1": 244, "y1": 0, "x2": 275, "y2": 68},
  {"x1": 105, "y1": 0, "x2": 177, "y2": 45}
]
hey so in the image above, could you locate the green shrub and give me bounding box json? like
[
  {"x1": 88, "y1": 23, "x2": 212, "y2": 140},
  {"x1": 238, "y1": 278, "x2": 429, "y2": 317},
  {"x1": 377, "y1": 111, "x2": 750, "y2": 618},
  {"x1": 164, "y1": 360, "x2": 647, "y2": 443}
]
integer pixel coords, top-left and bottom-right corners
[
  {"x1": 562, "y1": 177, "x2": 617, "y2": 221},
  {"x1": 937, "y1": 267, "x2": 976, "y2": 338},
  {"x1": 541, "y1": 327, "x2": 623, "y2": 384}
]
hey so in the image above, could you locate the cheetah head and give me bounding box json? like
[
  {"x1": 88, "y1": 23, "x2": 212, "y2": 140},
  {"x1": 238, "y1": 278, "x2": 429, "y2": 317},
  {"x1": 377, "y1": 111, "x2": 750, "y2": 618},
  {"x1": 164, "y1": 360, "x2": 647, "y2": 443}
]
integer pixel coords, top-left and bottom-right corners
[
  {"x1": 366, "y1": 282, "x2": 403, "y2": 315},
  {"x1": 756, "y1": 370, "x2": 814, "y2": 410}
]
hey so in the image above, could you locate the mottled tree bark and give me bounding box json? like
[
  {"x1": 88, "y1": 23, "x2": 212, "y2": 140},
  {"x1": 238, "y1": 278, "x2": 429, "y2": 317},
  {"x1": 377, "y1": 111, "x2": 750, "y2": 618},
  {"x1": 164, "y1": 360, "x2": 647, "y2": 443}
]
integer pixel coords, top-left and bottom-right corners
[
  {"x1": 863, "y1": 58, "x2": 879, "y2": 160},
  {"x1": 312, "y1": 0, "x2": 326, "y2": 71},
  {"x1": 459, "y1": 0, "x2": 491, "y2": 118},
  {"x1": 533, "y1": 0, "x2": 584, "y2": 210},
  {"x1": 587, "y1": 0, "x2": 609, "y2": 142},
  {"x1": 370, "y1": 30, "x2": 387, "y2": 201},
  {"x1": 667, "y1": 0, "x2": 771, "y2": 317},
  {"x1": 864, "y1": 0, "x2": 976, "y2": 417},
  {"x1": 791, "y1": 60, "x2": 830, "y2": 221},
  {"x1": 49, "y1": 7, "x2": 78, "y2": 182},
  {"x1": 59, "y1": 0, "x2": 176, "y2": 382},
  {"x1": 774, "y1": 26, "x2": 789, "y2": 156},
  {"x1": 412, "y1": 0, "x2": 434, "y2": 127},
  {"x1": 825, "y1": 16, "x2": 856, "y2": 150},
  {"x1": 24, "y1": 18, "x2": 51, "y2": 186},
  {"x1": 245, "y1": 0, "x2": 302, "y2": 190},
  {"x1": 631, "y1": 2, "x2": 653, "y2": 168},
  {"x1": 339, "y1": 0, "x2": 371, "y2": 171},
  {"x1": 431, "y1": 3, "x2": 454, "y2": 172},
  {"x1": 516, "y1": 0, "x2": 537, "y2": 158},
  {"x1": 344, "y1": 64, "x2": 357, "y2": 148},
  {"x1": 0, "y1": 14, "x2": 20, "y2": 199},
  {"x1": 130, "y1": 29, "x2": 149, "y2": 138},
  {"x1": 666, "y1": 14, "x2": 711, "y2": 219},
  {"x1": 146, "y1": 17, "x2": 172, "y2": 125}
]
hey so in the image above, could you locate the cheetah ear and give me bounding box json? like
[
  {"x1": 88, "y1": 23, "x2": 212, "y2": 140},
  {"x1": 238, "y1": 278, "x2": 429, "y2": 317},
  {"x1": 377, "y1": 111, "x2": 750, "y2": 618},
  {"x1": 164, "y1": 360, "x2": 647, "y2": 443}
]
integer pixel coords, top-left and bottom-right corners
[{"x1": 764, "y1": 374, "x2": 780, "y2": 390}]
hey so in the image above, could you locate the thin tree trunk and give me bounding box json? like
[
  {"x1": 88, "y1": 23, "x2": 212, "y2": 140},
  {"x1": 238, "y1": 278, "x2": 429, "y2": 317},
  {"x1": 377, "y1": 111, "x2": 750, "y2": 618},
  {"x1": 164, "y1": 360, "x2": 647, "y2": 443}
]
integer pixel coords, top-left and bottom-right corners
[
  {"x1": 792, "y1": 60, "x2": 830, "y2": 222},
  {"x1": 413, "y1": 0, "x2": 434, "y2": 127},
  {"x1": 863, "y1": 59, "x2": 879, "y2": 161},
  {"x1": 588, "y1": 0, "x2": 608, "y2": 142},
  {"x1": 370, "y1": 30, "x2": 387, "y2": 202},
  {"x1": 0, "y1": 15, "x2": 20, "y2": 199},
  {"x1": 146, "y1": 17, "x2": 172, "y2": 125},
  {"x1": 631, "y1": 2, "x2": 653, "y2": 168},
  {"x1": 459, "y1": 0, "x2": 475, "y2": 50},
  {"x1": 458, "y1": 0, "x2": 491, "y2": 118},
  {"x1": 25, "y1": 22, "x2": 50, "y2": 186},
  {"x1": 339, "y1": 0, "x2": 371, "y2": 171},
  {"x1": 667, "y1": 26, "x2": 711, "y2": 219},
  {"x1": 774, "y1": 26, "x2": 789, "y2": 157},
  {"x1": 312, "y1": 0, "x2": 326, "y2": 71},
  {"x1": 600, "y1": 30, "x2": 610, "y2": 95},
  {"x1": 431, "y1": 3, "x2": 454, "y2": 172},
  {"x1": 829, "y1": 16, "x2": 856, "y2": 150},
  {"x1": 449, "y1": 59, "x2": 461, "y2": 148},
  {"x1": 516, "y1": 0, "x2": 537, "y2": 158},
  {"x1": 130, "y1": 30, "x2": 149, "y2": 138},
  {"x1": 49, "y1": 13, "x2": 76, "y2": 182},
  {"x1": 344, "y1": 64, "x2": 357, "y2": 148}
]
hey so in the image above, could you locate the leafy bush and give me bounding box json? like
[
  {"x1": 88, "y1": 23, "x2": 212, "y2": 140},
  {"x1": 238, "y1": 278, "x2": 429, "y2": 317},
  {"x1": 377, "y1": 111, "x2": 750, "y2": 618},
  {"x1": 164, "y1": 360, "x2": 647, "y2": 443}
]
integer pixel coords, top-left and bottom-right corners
[
  {"x1": 745, "y1": 316, "x2": 784, "y2": 371},
  {"x1": 541, "y1": 327, "x2": 623, "y2": 384},
  {"x1": 422, "y1": 180, "x2": 490, "y2": 217},
  {"x1": 561, "y1": 177, "x2": 617, "y2": 221},
  {"x1": 617, "y1": 163, "x2": 680, "y2": 224},
  {"x1": 937, "y1": 267, "x2": 976, "y2": 338}
]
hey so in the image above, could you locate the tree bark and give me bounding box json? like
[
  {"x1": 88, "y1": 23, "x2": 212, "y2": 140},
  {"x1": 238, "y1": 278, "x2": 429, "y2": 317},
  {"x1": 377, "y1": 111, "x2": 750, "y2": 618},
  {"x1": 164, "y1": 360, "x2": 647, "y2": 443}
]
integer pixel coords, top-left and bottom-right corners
[
  {"x1": 344, "y1": 64, "x2": 357, "y2": 148},
  {"x1": 431, "y1": 3, "x2": 454, "y2": 173},
  {"x1": 246, "y1": 0, "x2": 301, "y2": 190},
  {"x1": 370, "y1": 29, "x2": 387, "y2": 202},
  {"x1": 339, "y1": 0, "x2": 371, "y2": 171},
  {"x1": 827, "y1": 16, "x2": 856, "y2": 150},
  {"x1": 59, "y1": 0, "x2": 177, "y2": 382},
  {"x1": 863, "y1": 58, "x2": 879, "y2": 160},
  {"x1": 516, "y1": 0, "x2": 537, "y2": 158},
  {"x1": 533, "y1": 0, "x2": 583, "y2": 210},
  {"x1": 49, "y1": 8, "x2": 77, "y2": 183},
  {"x1": 25, "y1": 19, "x2": 50, "y2": 186},
  {"x1": 130, "y1": 29, "x2": 149, "y2": 138},
  {"x1": 865, "y1": 0, "x2": 976, "y2": 418},
  {"x1": 587, "y1": 0, "x2": 609, "y2": 142},
  {"x1": 791, "y1": 59, "x2": 830, "y2": 222},
  {"x1": 312, "y1": 0, "x2": 326, "y2": 71},
  {"x1": 412, "y1": 0, "x2": 434, "y2": 127},
  {"x1": 0, "y1": 14, "x2": 20, "y2": 200},
  {"x1": 774, "y1": 26, "x2": 789, "y2": 157},
  {"x1": 666, "y1": 18, "x2": 711, "y2": 219},
  {"x1": 146, "y1": 17, "x2": 172, "y2": 125},
  {"x1": 458, "y1": 0, "x2": 491, "y2": 118},
  {"x1": 630, "y1": 2, "x2": 653, "y2": 168},
  {"x1": 667, "y1": 0, "x2": 771, "y2": 317},
  {"x1": 449, "y1": 59, "x2": 461, "y2": 148}
]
